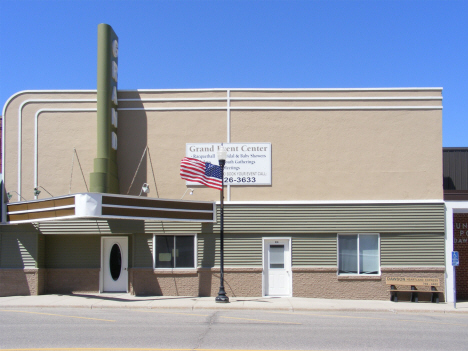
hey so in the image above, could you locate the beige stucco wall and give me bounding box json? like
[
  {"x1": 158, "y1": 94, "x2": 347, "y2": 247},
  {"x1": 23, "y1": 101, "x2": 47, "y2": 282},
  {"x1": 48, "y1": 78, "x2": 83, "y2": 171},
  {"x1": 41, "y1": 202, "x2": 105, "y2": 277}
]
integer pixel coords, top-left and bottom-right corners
[
  {"x1": 2, "y1": 88, "x2": 443, "y2": 203},
  {"x1": 230, "y1": 109, "x2": 442, "y2": 201},
  {"x1": 3, "y1": 91, "x2": 97, "y2": 201}
]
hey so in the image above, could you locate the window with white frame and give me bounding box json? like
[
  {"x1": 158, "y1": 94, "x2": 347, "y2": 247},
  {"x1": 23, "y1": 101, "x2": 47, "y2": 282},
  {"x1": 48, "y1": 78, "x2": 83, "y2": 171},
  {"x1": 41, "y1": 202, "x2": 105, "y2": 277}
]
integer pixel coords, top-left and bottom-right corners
[
  {"x1": 153, "y1": 235, "x2": 196, "y2": 269},
  {"x1": 338, "y1": 234, "x2": 380, "y2": 275}
]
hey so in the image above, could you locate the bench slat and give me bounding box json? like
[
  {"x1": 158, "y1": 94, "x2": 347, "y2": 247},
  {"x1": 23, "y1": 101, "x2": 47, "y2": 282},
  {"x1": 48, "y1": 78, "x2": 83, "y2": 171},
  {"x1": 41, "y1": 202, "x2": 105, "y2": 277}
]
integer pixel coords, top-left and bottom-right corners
[{"x1": 386, "y1": 277, "x2": 440, "y2": 286}]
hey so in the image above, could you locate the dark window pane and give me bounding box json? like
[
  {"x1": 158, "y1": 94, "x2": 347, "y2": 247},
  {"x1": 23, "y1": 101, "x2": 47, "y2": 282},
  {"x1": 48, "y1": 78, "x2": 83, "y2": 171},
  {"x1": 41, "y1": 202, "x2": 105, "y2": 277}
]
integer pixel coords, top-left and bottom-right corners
[
  {"x1": 156, "y1": 236, "x2": 174, "y2": 268},
  {"x1": 175, "y1": 236, "x2": 194, "y2": 268}
]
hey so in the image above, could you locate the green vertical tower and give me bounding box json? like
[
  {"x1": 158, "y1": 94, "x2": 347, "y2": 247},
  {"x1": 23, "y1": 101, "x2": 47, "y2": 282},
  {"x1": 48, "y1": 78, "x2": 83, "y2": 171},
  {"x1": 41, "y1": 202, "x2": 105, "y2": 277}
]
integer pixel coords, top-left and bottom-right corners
[{"x1": 90, "y1": 24, "x2": 119, "y2": 194}]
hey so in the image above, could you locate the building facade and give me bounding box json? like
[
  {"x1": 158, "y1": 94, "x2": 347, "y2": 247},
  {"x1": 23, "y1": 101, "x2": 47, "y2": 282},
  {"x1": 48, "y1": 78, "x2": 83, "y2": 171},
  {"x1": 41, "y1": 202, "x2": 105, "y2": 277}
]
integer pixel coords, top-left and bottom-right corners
[{"x1": 0, "y1": 87, "x2": 445, "y2": 300}]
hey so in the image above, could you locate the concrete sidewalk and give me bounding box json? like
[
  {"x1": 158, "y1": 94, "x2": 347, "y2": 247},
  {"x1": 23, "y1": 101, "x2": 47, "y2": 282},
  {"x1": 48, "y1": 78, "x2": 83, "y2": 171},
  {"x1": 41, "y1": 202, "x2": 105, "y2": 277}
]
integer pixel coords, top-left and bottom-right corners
[{"x1": 1, "y1": 294, "x2": 468, "y2": 313}]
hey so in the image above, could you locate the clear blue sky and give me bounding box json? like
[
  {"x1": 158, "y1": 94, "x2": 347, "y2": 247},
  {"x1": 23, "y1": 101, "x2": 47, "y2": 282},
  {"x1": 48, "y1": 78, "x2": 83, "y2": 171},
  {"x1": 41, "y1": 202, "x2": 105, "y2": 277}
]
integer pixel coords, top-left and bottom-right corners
[{"x1": 1, "y1": 0, "x2": 467, "y2": 146}]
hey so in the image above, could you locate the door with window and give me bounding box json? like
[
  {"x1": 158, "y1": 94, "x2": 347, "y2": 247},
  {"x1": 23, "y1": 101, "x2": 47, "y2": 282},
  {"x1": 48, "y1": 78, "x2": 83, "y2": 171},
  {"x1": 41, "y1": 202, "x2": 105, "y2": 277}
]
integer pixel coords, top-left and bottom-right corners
[
  {"x1": 101, "y1": 237, "x2": 128, "y2": 292},
  {"x1": 263, "y1": 238, "x2": 291, "y2": 296}
]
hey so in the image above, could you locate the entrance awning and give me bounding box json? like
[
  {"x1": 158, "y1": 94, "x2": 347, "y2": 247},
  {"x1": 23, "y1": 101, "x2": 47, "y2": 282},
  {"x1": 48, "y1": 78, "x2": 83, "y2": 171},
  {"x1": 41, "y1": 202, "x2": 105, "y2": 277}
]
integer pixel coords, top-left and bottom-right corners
[{"x1": 6, "y1": 193, "x2": 216, "y2": 224}]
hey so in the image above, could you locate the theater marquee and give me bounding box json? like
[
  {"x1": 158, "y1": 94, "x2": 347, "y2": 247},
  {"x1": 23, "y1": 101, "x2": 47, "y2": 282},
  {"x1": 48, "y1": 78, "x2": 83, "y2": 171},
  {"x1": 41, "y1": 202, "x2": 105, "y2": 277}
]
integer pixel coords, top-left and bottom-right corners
[{"x1": 186, "y1": 143, "x2": 272, "y2": 185}]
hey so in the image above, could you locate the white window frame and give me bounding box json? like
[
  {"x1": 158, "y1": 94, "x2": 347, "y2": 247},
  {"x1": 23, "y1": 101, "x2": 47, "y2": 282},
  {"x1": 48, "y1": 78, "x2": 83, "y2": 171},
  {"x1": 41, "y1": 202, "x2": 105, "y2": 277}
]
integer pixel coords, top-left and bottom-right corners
[
  {"x1": 337, "y1": 233, "x2": 381, "y2": 276},
  {"x1": 153, "y1": 234, "x2": 197, "y2": 269}
]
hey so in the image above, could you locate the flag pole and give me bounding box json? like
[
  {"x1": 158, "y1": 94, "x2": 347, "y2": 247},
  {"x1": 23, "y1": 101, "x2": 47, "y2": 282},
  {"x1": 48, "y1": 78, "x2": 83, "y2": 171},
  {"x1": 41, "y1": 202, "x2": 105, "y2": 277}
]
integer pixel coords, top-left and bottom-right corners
[{"x1": 216, "y1": 145, "x2": 229, "y2": 303}]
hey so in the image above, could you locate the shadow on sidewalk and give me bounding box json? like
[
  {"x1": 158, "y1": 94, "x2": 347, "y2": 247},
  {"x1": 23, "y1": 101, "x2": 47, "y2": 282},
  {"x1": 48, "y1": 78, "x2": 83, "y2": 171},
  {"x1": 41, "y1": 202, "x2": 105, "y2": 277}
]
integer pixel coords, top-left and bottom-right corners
[
  {"x1": 69, "y1": 293, "x2": 284, "y2": 304},
  {"x1": 70, "y1": 293, "x2": 198, "y2": 302},
  {"x1": 232, "y1": 297, "x2": 282, "y2": 303}
]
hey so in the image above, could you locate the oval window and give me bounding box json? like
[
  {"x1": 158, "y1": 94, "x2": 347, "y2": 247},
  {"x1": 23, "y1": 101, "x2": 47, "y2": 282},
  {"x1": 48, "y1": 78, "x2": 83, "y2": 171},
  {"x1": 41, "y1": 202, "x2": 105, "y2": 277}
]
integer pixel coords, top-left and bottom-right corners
[{"x1": 109, "y1": 244, "x2": 122, "y2": 281}]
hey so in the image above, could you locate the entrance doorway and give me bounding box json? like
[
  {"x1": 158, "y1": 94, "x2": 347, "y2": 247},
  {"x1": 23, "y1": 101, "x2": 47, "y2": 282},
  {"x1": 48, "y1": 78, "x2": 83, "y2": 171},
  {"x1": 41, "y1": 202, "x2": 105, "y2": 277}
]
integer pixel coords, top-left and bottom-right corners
[
  {"x1": 101, "y1": 236, "x2": 128, "y2": 292},
  {"x1": 263, "y1": 238, "x2": 291, "y2": 297},
  {"x1": 453, "y1": 214, "x2": 468, "y2": 300}
]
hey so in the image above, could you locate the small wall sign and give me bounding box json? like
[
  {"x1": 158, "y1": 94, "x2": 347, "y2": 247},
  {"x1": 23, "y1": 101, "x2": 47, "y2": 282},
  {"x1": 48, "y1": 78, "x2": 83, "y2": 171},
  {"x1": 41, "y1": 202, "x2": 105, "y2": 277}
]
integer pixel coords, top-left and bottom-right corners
[
  {"x1": 185, "y1": 143, "x2": 272, "y2": 185},
  {"x1": 452, "y1": 251, "x2": 460, "y2": 267}
]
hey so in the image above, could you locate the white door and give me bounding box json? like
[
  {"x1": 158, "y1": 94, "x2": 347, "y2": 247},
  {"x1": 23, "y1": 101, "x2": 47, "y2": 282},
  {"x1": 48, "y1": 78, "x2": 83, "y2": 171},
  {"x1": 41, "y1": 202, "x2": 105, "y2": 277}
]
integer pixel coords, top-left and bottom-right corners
[
  {"x1": 101, "y1": 237, "x2": 128, "y2": 292},
  {"x1": 263, "y1": 238, "x2": 291, "y2": 296}
]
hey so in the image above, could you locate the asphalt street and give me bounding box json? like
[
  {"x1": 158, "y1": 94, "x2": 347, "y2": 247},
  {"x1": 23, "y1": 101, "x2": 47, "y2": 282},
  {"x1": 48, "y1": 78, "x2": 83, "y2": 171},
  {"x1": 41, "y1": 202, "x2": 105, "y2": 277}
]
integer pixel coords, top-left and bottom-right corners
[{"x1": 1, "y1": 307, "x2": 468, "y2": 350}]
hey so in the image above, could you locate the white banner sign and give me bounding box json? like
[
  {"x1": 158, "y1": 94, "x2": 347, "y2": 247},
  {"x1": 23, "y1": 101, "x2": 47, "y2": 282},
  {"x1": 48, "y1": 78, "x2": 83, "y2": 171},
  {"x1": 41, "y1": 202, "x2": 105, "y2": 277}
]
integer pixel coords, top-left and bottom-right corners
[{"x1": 185, "y1": 143, "x2": 271, "y2": 185}]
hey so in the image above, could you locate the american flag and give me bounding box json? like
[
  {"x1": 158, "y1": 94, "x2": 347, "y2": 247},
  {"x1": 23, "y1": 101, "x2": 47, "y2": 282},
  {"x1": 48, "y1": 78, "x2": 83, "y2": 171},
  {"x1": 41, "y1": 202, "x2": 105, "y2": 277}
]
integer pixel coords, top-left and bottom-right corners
[{"x1": 180, "y1": 157, "x2": 223, "y2": 190}]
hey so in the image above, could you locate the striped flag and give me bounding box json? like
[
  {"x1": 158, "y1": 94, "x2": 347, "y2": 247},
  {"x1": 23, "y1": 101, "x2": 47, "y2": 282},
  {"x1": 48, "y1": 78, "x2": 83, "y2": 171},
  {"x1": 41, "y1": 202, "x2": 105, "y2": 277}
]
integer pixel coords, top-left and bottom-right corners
[{"x1": 180, "y1": 157, "x2": 223, "y2": 190}]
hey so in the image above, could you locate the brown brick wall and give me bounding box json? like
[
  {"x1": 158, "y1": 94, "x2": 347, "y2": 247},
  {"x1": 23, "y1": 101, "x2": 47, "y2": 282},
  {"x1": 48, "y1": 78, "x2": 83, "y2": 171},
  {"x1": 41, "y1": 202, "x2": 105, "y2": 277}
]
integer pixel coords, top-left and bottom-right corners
[
  {"x1": 454, "y1": 214, "x2": 468, "y2": 300},
  {"x1": 45, "y1": 269, "x2": 100, "y2": 294},
  {"x1": 130, "y1": 267, "x2": 443, "y2": 300},
  {"x1": 130, "y1": 268, "x2": 263, "y2": 297},
  {"x1": 0, "y1": 269, "x2": 43, "y2": 296},
  {"x1": 37, "y1": 268, "x2": 46, "y2": 295},
  {"x1": 198, "y1": 268, "x2": 263, "y2": 297},
  {"x1": 0, "y1": 267, "x2": 445, "y2": 300},
  {"x1": 292, "y1": 267, "x2": 444, "y2": 301},
  {"x1": 130, "y1": 268, "x2": 199, "y2": 296}
]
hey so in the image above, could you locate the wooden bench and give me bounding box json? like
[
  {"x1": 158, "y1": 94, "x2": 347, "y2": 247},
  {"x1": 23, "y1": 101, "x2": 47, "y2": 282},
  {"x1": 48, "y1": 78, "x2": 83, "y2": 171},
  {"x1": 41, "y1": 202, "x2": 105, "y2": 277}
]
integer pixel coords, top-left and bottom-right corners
[{"x1": 386, "y1": 277, "x2": 440, "y2": 303}]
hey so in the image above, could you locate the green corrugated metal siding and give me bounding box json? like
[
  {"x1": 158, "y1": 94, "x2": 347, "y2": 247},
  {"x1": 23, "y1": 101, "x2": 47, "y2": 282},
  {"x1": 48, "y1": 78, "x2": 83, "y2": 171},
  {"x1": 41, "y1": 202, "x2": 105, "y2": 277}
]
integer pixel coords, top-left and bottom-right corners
[
  {"x1": 0, "y1": 233, "x2": 38, "y2": 268},
  {"x1": 136, "y1": 233, "x2": 265, "y2": 268},
  {"x1": 16, "y1": 236, "x2": 33, "y2": 267},
  {"x1": 45, "y1": 235, "x2": 101, "y2": 268},
  {"x1": 37, "y1": 234, "x2": 45, "y2": 268},
  {"x1": 35, "y1": 220, "x2": 201, "y2": 235},
  {"x1": 0, "y1": 203, "x2": 444, "y2": 269},
  {"x1": 381, "y1": 233, "x2": 445, "y2": 266},
  {"x1": 224, "y1": 235, "x2": 262, "y2": 266},
  {"x1": 198, "y1": 234, "x2": 263, "y2": 267},
  {"x1": 292, "y1": 234, "x2": 337, "y2": 266},
  {"x1": 133, "y1": 234, "x2": 153, "y2": 267},
  {"x1": 131, "y1": 233, "x2": 263, "y2": 269},
  {"x1": 17, "y1": 203, "x2": 444, "y2": 235},
  {"x1": 35, "y1": 220, "x2": 114, "y2": 235},
  {"x1": 198, "y1": 232, "x2": 444, "y2": 268},
  {"x1": 198, "y1": 234, "x2": 336, "y2": 268},
  {"x1": 146, "y1": 222, "x2": 201, "y2": 234},
  {"x1": 215, "y1": 203, "x2": 444, "y2": 234}
]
